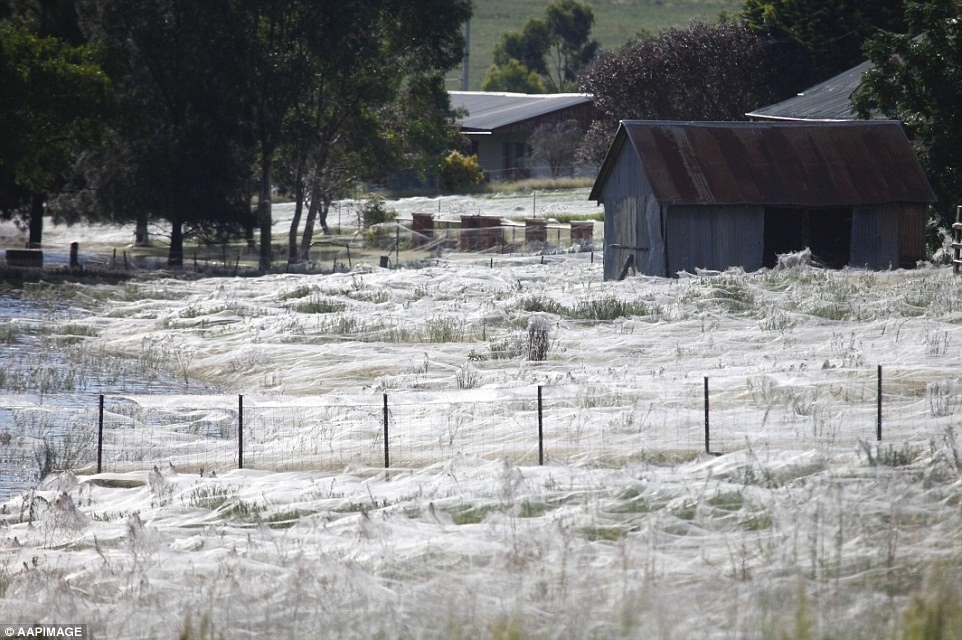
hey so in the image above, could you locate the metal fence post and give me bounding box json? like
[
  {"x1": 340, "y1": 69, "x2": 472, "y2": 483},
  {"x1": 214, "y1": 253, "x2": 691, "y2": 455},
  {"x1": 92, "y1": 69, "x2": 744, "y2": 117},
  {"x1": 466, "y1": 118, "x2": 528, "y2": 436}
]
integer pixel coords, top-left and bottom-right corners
[
  {"x1": 704, "y1": 377, "x2": 711, "y2": 454},
  {"x1": 238, "y1": 394, "x2": 244, "y2": 469},
  {"x1": 383, "y1": 393, "x2": 390, "y2": 469},
  {"x1": 877, "y1": 365, "x2": 882, "y2": 442},
  {"x1": 538, "y1": 385, "x2": 544, "y2": 465},
  {"x1": 97, "y1": 394, "x2": 104, "y2": 473}
]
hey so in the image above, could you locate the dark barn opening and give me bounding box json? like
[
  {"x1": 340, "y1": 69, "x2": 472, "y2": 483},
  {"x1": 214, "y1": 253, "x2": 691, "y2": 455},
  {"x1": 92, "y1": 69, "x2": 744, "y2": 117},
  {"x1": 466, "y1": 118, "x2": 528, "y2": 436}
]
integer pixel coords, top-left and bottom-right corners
[
  {"x1": 763, "y1": 207, "x2": 853, "y2": 268},
  {"x1": 809, "y1": 207, "x2": 852, "y2": 268},
  {"x1": 763, "y1": 208, "x2": 805, "y2": 268}
]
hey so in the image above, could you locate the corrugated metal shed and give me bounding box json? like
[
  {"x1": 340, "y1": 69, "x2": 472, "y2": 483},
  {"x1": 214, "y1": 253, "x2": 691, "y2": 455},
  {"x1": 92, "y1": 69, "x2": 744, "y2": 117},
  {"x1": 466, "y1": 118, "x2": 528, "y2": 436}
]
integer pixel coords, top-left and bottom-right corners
[
  {"x1": 450, "y1": 91, "x2": 592, "y2": 132},
  {"x1": 746, "y1": 61, "x2": 872, "y2": 122},
  {"x1": 590, "y1": 120, "x2": 936, "y2": 208}
]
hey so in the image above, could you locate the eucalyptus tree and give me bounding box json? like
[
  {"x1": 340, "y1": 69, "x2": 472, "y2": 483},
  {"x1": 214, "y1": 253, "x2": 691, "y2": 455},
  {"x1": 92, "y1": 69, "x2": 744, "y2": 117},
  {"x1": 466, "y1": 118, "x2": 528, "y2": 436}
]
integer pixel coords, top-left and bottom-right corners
[
  {"x1": 854, "y1": 0, "x2": 962, "y2": 229},
  {"x1": 246, "y1": 0, "x2": 472, "y2": 268},
  {"x1": 486, "y1": 0, "x2": 598, "y2": 93},
  {"x1": 742, "y1": 0, "x2": 907, "y2": 96},
  {"x1": 0, "y1": 22, "x2": 108, "y2": 246},
  {"x1": 76, "y1": 0, "x2": 254, "y2": 266}
]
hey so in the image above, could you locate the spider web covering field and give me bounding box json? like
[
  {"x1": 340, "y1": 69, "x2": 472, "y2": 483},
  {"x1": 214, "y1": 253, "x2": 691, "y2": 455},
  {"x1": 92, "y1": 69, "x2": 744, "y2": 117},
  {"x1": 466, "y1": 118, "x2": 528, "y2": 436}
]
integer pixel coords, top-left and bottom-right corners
[
  {"x1": 3, "y1": 365, "x2": 960, "y2": 483},
  {"x1": 2, "y1": 192, "x2": 962, "y2": 638}
]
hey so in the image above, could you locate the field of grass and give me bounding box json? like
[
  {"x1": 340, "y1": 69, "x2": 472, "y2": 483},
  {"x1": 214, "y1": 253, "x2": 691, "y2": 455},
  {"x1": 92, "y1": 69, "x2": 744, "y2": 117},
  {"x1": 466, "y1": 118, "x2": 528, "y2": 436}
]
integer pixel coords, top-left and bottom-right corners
[
  {"x1": 450, "y1": 0, "x2": 743, "y2": 90},
  {"x1": 6, "y1": 191, "x2": 962, "y2": 638}
]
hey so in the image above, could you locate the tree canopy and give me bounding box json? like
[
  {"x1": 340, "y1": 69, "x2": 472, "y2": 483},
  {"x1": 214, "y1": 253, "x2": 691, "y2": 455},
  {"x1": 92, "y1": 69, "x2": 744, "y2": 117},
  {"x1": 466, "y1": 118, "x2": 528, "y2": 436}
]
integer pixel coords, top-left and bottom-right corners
[
  {"x1": 853, "y1": 0, "x2": 962, "y2": 229},
  {"x1": 578, "y1": 21, "x2": 772, "y2": 166},
  {"x1": 0, "y1": 21, "x2": 109, "y2": 245},
  {"x1": 741, "y1": 0, "x2": 907, "y2": 97},
  {"x1": 481, "y1": 57, "x2": 546, "y2": 93},
  {"x1": 238, "y1": 0, "x2": 471, "y2": 269},
  {"x1": 485, "y1": 0, "x2": 598, "y2": 93},
  {"x1": 1, "y1": 0, "x2": 472, "y2": 267}
]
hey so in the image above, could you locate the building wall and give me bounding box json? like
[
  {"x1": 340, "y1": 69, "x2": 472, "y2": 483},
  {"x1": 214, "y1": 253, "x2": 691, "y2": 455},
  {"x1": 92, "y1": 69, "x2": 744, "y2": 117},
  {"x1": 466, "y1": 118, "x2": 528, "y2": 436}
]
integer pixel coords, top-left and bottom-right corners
[
  {"x1": 470, "y1": 103, "x2": 595, "y2": 181},
  {"x1": 474, "y1": 134, "x2": 527, "y2": 181},
  {"x1": 666, "y1": 206, "x2": 764, "y2": 275},
  {"x1": 851, "y1": 204, "x2": 900, "y2": 269},
  {"x1": 849, "y1": 203, "x2": 926, "y2": 270},
  {"x1": 898, "y1": 204, "x2": 928, "y2": 267},
  {"x1": 601, "y1": 142, "x2": 667, "y2": 279}
]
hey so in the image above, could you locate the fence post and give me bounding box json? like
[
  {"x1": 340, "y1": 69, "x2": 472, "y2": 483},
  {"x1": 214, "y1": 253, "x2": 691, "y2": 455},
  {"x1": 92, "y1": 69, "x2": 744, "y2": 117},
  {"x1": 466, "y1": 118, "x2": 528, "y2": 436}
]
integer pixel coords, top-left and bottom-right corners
[
  {"x1": 704, "y1": 377, "x2": 711, "y2": 454},
  {"x1": 538, "y1": 385, "x2": 544, "y2": 465},
  {"x1": 238, "y1": 394, "x2": 244, "y2": 469},
  {"x1": 877, "y1": 365, "x2": 882, "y2": 442},
  {"x1": 97, "y1": 394, "x2": 104, "y2": 473},
  {"x1": 383, "y1": 393, "x2": 390, "y2": 469}
]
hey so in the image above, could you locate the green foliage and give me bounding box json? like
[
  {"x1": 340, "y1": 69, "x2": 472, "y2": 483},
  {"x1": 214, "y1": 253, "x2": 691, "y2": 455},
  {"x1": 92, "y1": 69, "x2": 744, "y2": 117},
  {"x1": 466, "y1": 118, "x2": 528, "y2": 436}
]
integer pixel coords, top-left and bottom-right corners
[
  {"x1": 854, "y1": 0, "x2": 962, "y2": 229},
  {"x1": 184, "y1": 484, "x2": 263, "y2": 521},
  {"x1": 490, "y1": 0, "x2": 599, "y2": 92},
  {"x1": 79, "y1": 0, "x2": 256, "y2": 266},
  {"x1": 360, "y1": 197, "x2": 398, "y2": 228},
  {"x1": 464, "y1": 0, "x2": 742, "y2": 91},
  {"x1": 901, "y1": 569, "x2": 962, "y2": 640},
  {"x1": 487, "y1": 334, "x2": 527, "y2": 360},
  {"x1": 527, "y1": 316, "x2": 552, "y2": 361},
  {"x1": 741, "y1": 0, "x2": 906, "y2": 96},
  {"x1": 439, "y1": 151, "x2": 484, "y2": 194},
  {"x1": 861, "y1": 442, "x2": 921, "y2": 468},
  {"x1": 481, "y1": 58, "x2": 546, "y2": 93},
  {"x1": 422, "y1": 316, "x2": 466, "y2": 343},
  {"x1": 0, "y1": 24, "x2": 109, "y2": 228},
  {"x1": 295, "y1": 296, "x2": 346, "y2": 314},
  {"x1": 520, "y1": 294, "x2": 657, "y2": 320},
  {"x1": 570, "y1": 296, "x2": 655, "y2": 320},
  {"x1": 493, "y1": 18, "x2": 551, "y2": 75},
  {"x1": 520, "y1": 295, "x2": 564, "y2": 315}
]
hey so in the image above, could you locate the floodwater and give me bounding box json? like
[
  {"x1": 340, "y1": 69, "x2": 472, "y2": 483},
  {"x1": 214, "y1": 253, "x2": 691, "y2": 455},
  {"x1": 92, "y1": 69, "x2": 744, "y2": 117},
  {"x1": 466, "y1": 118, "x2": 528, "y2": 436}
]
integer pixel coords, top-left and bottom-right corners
[{"x1": 0, "y1": 294, "x2": 212, "y2": 501}]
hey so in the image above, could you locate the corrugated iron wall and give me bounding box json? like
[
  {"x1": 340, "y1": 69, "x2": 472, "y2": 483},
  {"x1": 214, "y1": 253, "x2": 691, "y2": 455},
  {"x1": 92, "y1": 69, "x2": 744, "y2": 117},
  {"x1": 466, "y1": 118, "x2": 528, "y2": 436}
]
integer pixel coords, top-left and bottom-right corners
[
  {"x1": 602, "y1": 142, "x2": 648, "y2": 279},
  {"x1": 899, "y1": 204, "x2": 927, "y2": 267},
  {"x1": 851, "y1": 205, "x2": 900, "y2": 269},
  {"x1": 666, "y1": 206, "x2": 764, "y2": 275}
]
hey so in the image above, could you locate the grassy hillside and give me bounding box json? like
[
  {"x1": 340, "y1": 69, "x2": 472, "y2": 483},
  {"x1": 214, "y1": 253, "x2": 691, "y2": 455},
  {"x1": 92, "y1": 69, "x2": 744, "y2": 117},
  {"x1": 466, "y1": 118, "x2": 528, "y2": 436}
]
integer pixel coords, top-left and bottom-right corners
[{"x1": 448, "y1": 0, "x2": 744, "y2": 91}]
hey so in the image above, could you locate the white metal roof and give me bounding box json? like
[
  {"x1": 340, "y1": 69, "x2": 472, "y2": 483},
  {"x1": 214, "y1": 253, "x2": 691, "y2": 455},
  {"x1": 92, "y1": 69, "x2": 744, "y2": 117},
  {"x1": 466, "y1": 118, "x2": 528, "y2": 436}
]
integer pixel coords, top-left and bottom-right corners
[{"x1": 449, "y1": 91, "x2": 592, "y2": 132}]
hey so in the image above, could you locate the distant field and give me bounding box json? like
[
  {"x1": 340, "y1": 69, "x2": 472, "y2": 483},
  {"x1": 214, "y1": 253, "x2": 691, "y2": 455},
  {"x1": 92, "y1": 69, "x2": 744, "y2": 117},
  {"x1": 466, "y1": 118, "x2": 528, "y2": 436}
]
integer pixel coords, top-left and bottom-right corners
[{"x1": 448, "y1": 0, "x2": 743, "y2": 91}]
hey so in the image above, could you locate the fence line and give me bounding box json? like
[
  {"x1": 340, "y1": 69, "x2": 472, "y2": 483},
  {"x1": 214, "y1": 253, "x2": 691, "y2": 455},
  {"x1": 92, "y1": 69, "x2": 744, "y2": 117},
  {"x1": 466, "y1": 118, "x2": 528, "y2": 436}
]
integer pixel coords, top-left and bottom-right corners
[{"x1": 1, "y1": 365, "x2": 958, "y2": 496}]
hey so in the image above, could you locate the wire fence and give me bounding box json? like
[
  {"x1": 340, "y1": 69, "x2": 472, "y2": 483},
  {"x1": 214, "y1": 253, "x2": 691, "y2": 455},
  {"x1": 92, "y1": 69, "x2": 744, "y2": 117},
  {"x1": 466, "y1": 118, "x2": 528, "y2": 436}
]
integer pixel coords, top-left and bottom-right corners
[{"x1": 1, "y1": 365, "x2": 959, "y2": 498}]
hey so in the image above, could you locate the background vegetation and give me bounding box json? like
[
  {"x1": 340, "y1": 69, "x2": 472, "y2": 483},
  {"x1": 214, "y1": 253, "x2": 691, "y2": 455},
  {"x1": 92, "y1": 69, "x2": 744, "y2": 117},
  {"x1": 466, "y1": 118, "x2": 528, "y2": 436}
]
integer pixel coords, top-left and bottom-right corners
[{"x1": 453, "y1": 0, "x2": 743, "y2": 91}]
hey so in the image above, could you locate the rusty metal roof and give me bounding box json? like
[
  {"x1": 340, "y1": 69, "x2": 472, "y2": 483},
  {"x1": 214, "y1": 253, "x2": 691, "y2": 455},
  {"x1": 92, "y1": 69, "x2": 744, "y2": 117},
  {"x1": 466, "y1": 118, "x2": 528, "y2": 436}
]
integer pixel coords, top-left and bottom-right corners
[{"x1": 590, "y1": 120, "x2": 935, "y2": 207}]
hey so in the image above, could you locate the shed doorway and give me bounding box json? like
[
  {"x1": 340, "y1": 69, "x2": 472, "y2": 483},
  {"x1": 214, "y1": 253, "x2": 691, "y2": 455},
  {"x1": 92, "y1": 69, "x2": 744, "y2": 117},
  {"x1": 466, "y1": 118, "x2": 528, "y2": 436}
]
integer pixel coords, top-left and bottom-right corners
[{"x1": 763, "y1": 207, "x2": 853, "y2": 269}]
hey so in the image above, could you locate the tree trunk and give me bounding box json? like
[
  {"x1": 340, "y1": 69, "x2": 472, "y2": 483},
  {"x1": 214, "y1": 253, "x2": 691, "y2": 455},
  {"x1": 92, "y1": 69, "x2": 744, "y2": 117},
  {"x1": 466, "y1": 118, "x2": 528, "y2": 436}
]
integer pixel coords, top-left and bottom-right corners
[
  {"x1": 244, "y1": 212, "x2": 256, "y2": 250},
  {"x1": 135, "y1": 212, "x2": 150, "y2": 246},
  {"x1": 288, "y1": 195, "x2": 304, "y2": 264},
  {"x1": 318, "y1": 196, "x2": 331, "y2": 235},
  {"x1": 299, "y1": 178, "x2": 322, "y2": 262},
  {"x1": 168, "y1": 217, "x2": 184, "y2": 267},
  {"x1": 287, "y1": 159, "x2": 306, "y2": 264},
  {"x1": 28, "y1": 193, "x2": 44, "y2": 248},
  {"x1": 257, "y1": 141, "x2": 274, "y2": 271}
]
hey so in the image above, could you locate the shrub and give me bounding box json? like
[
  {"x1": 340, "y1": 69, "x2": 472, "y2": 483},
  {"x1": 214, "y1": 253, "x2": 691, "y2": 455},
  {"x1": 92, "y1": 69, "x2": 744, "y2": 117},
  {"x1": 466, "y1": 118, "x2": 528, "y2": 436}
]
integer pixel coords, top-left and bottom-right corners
[
  {"x1": 440, "y1": 151, "x2": 484, "y2": 194},
  {"x1": 527, "y1": 316, "x2": 552, "y2": 361},
  {"x1": 360, "y1": 197, "x2": 397, "y2": 229}
]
